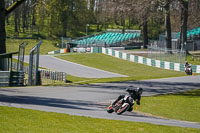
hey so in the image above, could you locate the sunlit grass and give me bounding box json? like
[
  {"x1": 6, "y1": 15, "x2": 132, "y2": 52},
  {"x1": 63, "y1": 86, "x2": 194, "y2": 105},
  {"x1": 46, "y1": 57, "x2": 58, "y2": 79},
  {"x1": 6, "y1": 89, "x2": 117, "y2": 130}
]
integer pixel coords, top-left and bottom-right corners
[
  {"x1": 0, "y1": 106, "x2": 198, "y2": 133},
  {"x1": 139, "y1": 89, "x2": 200, "y2": 122}
]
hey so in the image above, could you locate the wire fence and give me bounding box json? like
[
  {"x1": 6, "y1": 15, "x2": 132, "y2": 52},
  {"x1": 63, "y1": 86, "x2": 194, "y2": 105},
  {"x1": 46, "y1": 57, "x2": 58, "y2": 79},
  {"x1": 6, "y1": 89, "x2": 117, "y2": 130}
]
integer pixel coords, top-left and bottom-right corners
[
  {"x1": 12, "y1": 62, "x2": 67, "y2": 85},
  {"x1": 147, "y1": 46, "x2": 186, "y2": 64}
]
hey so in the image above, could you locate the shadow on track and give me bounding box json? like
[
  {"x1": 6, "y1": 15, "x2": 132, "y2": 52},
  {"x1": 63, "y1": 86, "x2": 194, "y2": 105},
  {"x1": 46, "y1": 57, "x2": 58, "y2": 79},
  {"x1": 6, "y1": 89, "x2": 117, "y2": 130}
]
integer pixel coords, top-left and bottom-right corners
[
  {"x1": 0, "y1": 94, "x2": 105, "y2": 111},
  {"x1": 77, "y1": 80, "x2": 200, "y2": 96}
]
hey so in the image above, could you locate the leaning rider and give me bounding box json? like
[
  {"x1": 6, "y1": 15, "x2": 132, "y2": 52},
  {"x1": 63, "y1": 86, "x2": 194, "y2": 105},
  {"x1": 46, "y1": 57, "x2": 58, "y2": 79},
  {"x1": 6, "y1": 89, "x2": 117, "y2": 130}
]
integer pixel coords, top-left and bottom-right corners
[
  {"x1": 185, "y1": 61, "x2": 189, "y2": 68},
  {"x1": 112, "y1": 86, "x2": 143, "y2": 112},
  {"x1": 184, "y1": 61, "x2": 190, "y2": 72}
]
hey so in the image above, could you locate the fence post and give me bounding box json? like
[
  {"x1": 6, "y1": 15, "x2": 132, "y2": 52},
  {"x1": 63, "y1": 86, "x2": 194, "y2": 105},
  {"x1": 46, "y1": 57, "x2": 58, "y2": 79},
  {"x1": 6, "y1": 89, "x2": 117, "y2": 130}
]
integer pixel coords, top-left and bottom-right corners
[{"x1": 28, "y1": 41, "x2": 42, "y2": 86}]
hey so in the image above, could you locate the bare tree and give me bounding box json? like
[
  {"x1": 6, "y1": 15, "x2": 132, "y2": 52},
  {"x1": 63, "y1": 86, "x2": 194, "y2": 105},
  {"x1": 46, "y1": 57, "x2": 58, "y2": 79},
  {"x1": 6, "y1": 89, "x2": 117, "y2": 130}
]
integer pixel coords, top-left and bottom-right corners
[
  {"x1": 178, "y1": 0, "x2": 188, "y2": 48},
  {"x1": 164, "y1": 0, "x2": 172, "y2": 49}
]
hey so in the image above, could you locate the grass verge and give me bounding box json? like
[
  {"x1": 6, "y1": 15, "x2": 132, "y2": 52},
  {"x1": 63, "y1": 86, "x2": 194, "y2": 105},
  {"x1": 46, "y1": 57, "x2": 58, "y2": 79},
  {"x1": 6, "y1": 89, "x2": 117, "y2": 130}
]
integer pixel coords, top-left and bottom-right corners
[
  {"x1": 56, "y1": 53, "x2": 185, "y2": 82},
  {"x1": 0, "y1": 106, "x2": 199, "y2": 133},
  {"x1": 138, "y1": 89, "x2": 200, "y2": 123}
]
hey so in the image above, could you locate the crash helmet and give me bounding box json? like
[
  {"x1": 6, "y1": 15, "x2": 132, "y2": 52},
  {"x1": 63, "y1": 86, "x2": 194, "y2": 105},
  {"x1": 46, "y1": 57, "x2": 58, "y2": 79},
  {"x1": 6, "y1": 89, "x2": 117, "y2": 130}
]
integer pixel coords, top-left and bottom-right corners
[
  {"x1": 125, "y1": 86, "x2": 134, "y2": 92},
  {"x1": 136, "y1": 87, "x2": 143, "y2": 95}
]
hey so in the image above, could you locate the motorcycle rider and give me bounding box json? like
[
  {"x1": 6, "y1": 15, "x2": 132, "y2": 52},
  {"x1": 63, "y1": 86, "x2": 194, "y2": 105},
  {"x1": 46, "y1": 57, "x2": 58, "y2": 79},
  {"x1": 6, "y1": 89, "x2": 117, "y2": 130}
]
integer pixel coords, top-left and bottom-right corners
[
  {"x1": 112, "y1": 86, "x2": 143, "y2": 112},
  {"x1": 185, "y1": 61, "x2": 192, "y2": 74},
  {"x1": 185, "y1": 61, "x2": 189, "y2": 70}
]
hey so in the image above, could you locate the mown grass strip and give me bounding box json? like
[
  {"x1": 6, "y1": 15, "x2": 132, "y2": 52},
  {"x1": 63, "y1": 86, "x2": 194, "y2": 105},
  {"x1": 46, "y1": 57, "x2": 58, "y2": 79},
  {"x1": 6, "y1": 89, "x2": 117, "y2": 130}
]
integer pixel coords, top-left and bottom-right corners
[
  {"x1": 56, "y1": 53, "x2": 185, "y2": 80},
  {"x1": 0, "y1": 106, "x2": 199, "y2": 133}
]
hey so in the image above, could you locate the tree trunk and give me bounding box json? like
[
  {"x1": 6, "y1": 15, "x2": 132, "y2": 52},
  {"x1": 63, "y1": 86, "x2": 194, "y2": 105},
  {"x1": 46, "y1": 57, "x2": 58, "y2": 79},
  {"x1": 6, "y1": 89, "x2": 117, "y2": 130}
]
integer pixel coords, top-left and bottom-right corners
[
  {"x1": 121, "y1": 18, "x2": 125, "y2": 34},
  {"x1": 97, "y1": 21, "x2": 100, "y2": 32},
  {"x1": 128, "y1": 17, "x2": 131, "y2": 29},
  {"x1": 22, "y1": 2, "x2": 26, "y2": 33},
  {"x1": 0, "y1": 0, "x2": 27, "y2": 70},
  {"x1": 180, "y1": 1, "x2": 188, "y2": 50},
  {"x1": 14, "y1": 9, "x2": 19, "y2": 33},
  {"x1": 143, "y1": 18, "x2": 148, "y2": 48},
  {"x1": 0, "y1": 0, "x2": 6, "y2": 70},
  {"x1": 0, "y1": 0, "x2": 6, "y2": 54},
  {"x1": 6, "y1": 16, "x2": 9, "y2": 25},
  {"x1": 5, "y1": 1, "x2": 9, "y2": 25},
  {"x1": 32, "y1": 0, "x2": 36, "y2": 26},
  {"x1": 62, "y1": 24, "x2": 67, "y2": 37},
  {"x1": 165, "y1": 0, "x2": 172, "y2": 49}
]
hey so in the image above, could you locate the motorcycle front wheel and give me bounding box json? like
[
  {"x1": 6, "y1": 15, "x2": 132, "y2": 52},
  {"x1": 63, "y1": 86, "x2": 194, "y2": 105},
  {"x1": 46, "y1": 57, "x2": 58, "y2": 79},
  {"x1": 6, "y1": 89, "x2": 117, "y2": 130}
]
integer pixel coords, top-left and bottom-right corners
[
  {"x1": 116, "y1": 103, "x2": 130, "y2": 115},
  {"x1": 107, "y1": 105, "x2": 114, "y2": 113}
]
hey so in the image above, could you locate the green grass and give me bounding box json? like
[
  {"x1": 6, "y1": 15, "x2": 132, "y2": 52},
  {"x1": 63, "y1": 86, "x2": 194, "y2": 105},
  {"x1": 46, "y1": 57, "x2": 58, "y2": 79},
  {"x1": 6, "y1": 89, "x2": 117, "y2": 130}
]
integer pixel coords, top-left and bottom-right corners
[
  {"x1": 56, "y1": 53, "x2": 185, "y2": 81},
  {"x1": 139, "y1": 89, "x2": 200, "y2": 122},
  {"x1": 186, "y1": 55, "x2": 200, "y2": 65},
  {"x1": 0, "y1": 106, "x2": 199, "y2": 133},
  {"x1": 6, "y1": 39, "x2": 59, "y2": 55}
]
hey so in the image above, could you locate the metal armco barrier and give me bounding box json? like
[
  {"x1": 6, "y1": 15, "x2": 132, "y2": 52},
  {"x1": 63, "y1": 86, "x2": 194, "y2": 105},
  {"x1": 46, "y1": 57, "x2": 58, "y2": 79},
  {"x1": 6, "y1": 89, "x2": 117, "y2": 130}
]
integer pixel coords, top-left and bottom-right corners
[
  {"x1": 12, "y1": 62, "x2": 67, "y2": 83},
  {"x1": 0, "y1": 71, "x2": 10, "y2": 87},
  {"x1": 10, "y1": 71, "x2": 25, "y2": 86}
]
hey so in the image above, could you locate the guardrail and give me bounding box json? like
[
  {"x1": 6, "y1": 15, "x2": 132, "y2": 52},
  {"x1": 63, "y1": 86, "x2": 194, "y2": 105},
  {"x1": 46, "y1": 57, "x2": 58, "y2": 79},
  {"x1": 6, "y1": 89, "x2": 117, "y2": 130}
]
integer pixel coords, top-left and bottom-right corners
[
  {"x1": 10, "y1": 71, "x2": 25, "y2": 86},
  {"x1": 0, "y1": 71, "x2": 10, "y2": 87},
  {"x1": 12, "y1": 62, "x2": 67, "y2": 84}
]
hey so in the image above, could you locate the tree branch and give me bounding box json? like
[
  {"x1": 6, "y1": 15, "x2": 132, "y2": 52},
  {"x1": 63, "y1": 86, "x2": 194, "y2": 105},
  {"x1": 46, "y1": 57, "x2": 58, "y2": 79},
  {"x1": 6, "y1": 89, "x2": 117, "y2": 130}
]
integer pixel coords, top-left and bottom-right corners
[{"x1": 5, "y1": 0, "x2": 26, "y2": 16}]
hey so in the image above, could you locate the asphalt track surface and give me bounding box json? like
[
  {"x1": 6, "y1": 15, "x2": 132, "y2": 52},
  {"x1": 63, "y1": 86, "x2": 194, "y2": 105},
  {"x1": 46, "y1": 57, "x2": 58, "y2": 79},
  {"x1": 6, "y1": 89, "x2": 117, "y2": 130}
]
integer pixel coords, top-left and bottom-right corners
[
  {"x1": 1, "y1": 75, "x2": 200, "y2": 129},
  {"x1": 22, "y1": 55, "x2": 127, "y2": 78}
]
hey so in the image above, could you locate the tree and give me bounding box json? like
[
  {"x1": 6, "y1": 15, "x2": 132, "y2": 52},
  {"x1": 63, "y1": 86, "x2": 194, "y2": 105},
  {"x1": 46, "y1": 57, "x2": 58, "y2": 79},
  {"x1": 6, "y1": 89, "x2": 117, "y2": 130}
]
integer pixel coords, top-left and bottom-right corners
[
  {"x1": 180, "y1": 0, "x2": 188, "y2": 49},
  {"x1": 133, "y1": 0, "x2": 154, "y2": 48},
  {"x1": 170, "y1": 0, "x2": 200, "y2": 49},
  {"x1": 97, "y1": 0, "x2": 159, "y2": 48},
  {"x1": 0, "y1": 0, "x2": 6, "y2": 56},
  {"x1": 164, "y1": 0, "x2": 172, "y2": 49},
  {"x1": 35, "y1": 0, "x2": 46, "y2": 34},
  {"x1": 0, "y1": 0, "x2": 26, "y2": 70},
  {"x1": 46, "y1": 0, "x2": 88, "y2": 37}
]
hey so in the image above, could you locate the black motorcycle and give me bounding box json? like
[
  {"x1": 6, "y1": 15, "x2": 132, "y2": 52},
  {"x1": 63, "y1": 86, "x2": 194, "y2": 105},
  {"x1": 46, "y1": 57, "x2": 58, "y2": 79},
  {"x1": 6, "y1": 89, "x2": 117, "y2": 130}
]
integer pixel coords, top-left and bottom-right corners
[
  {"x1": 107, "y1": 93, "x2": 133, "y2": 115},
  {"x1": 185, "y1": 65, "x2": 192, "y2": 75}
]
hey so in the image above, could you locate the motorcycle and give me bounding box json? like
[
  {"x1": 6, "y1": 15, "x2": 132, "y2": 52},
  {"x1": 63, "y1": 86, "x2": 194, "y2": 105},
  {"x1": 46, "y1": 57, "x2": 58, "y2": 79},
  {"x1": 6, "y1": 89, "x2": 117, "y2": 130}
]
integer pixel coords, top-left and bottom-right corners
[
  {"x1": 185, "y1": 65, "x2": 192, "y2": 75},
  {"x1": 107, "y1": 94, "x2": 133, "y2": 115}
]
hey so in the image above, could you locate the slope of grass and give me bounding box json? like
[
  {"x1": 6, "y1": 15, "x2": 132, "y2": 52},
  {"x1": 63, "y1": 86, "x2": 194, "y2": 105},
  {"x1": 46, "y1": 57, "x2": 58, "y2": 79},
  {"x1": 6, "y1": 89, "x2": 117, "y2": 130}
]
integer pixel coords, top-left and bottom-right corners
[
  {"x1": 0, "y1": 106, "x2": 199, "y2": 133},
  {"x1": 139, "y1": 89, "x2": 200, "y2": 122},
  {"x1": 56, "y1": 53, "x2": 185, "y2": 81},
  {"x1": 6, "y1": 39, "x2": 59, "y2": 55}
]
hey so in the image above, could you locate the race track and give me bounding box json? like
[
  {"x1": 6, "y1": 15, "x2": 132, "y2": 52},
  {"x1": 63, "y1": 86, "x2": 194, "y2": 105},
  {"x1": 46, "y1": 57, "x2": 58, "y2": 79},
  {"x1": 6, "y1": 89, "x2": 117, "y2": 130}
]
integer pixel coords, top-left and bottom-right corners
[
  {"x1": 1, "y1": 75, "x2": 200, "y2": 129},
  {"x1": 22, "y1": 55, "x2": 128, "y2": 78}
]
